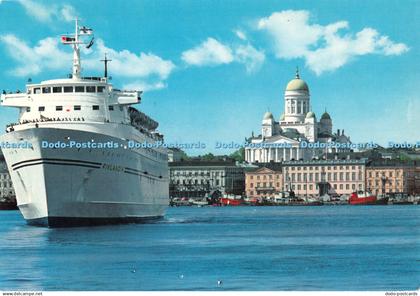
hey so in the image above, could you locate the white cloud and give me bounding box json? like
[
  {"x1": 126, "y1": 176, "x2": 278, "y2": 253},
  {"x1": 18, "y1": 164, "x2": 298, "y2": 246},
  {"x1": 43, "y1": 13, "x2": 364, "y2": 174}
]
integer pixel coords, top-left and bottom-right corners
[
  {"x1": 181, "y1": 37, "x2": 265, "y2": 73},
  {"x1": 181, "y1": 38, "x2": 234, "y2": 66},
  {"x1": 258, "y1": 10, "x2": 409, "y2": 75},
  {"x1": 0, "y1": 34, "x2": 175, "y2": 91},
  {"x1": 235, "y1": 44, "x2": 265, "y2": 73},
  {"x1": 235, "y1": 30, "x2": 247, "y2": 41},
  {"x1": 17, "y1": 0, "x2": 78, "y2": 23},
  {"x1": 85, "y1": 39, "x2": 175, "y2": 80},
  {"x1": 60, "y1": 4, "x2": 77, "y2": 22},
  {"x1": 0, "y1": 34, "x2": 70, "y2": 76},
  {"x1": 123, "y1": 81, "x2": 166, "y2": 92}
]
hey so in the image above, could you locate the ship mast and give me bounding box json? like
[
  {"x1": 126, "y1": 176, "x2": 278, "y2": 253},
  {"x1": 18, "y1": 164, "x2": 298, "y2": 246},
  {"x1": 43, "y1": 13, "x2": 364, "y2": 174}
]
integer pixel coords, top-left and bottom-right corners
[
  {"x1": 61, "y1": 19, "x2": 94, "y2": 80},
  {"x1": 72, "y1": 19, "x2": 81, "y2": 79}
]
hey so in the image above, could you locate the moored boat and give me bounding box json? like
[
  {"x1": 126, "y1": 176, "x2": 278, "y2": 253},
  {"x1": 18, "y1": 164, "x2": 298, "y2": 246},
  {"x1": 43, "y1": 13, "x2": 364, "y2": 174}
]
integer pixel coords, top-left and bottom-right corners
[{"x1": 349, "y1": 191, "x2": 377, "y2": 205}]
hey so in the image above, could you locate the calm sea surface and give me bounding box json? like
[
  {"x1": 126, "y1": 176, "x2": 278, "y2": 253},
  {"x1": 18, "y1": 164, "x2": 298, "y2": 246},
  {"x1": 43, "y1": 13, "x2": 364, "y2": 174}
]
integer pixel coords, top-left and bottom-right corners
[{"x1": 0, "y1": 206, "x2": 419, "y2": 291}]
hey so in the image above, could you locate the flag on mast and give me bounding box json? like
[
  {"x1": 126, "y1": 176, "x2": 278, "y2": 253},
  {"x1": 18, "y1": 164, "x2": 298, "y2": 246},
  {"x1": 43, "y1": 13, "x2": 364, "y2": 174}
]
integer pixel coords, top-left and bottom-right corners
[
  {"x1": 79, "y1": 26, "x2": 93, "y2": 35},
  {"x1": 61, "y1": 35, "x2": 76, "y2": 44}
]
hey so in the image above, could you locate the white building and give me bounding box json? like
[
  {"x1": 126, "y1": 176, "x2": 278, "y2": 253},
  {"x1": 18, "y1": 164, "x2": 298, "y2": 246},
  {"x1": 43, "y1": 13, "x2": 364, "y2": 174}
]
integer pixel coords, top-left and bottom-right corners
[
  {"x1": 245, "y1": 69, "x2": 351, "y2": 163},
  {"x1": 0, "y1": 152, "x2": 14, "y2": 199}
]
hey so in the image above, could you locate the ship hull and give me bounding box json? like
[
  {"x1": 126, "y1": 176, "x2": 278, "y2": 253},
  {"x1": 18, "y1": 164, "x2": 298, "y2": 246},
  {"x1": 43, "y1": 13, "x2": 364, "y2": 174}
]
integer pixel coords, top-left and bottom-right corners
[{"x1": 1, "y1": 127, "x2": 169, "y2": 227}]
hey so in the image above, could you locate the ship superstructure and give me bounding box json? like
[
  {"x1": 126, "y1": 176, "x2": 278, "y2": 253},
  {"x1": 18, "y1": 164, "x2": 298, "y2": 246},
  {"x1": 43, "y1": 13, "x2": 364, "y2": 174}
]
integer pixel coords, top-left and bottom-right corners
[{"x1": 0, "y1": 21, "x2": 169, "y2": 227}]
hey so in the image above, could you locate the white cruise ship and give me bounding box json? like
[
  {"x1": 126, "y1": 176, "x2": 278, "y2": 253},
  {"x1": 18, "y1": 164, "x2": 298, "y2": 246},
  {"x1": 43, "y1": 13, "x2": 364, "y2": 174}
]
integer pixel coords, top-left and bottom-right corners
[{"x1": 0, "y1": 21, "x2": 169, "y2": 227}]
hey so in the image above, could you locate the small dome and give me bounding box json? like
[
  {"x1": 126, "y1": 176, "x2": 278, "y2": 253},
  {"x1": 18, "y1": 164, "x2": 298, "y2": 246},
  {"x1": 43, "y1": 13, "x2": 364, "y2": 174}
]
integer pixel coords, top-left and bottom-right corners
[
  {"x1": 279, "y1": 113, "x2": 285, "y2": 121},
  {"x1": 321, "y1": 112, "x2": 331, "y2": 120},
  {"x1": 263, "y1": 111, "x2": 274, "y2": 120},
  {"x1": 306, "y1": 111, "x2": 316, "y2": 119}
]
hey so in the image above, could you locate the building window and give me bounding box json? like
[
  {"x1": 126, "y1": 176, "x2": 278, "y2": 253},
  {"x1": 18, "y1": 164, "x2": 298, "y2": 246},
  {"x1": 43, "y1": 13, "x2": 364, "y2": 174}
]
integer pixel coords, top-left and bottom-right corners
[
  {"x1": 250, "y1": 183, "x2": 253, "y2": 188},
  {"x1": 92, "y1": 105, "x2": 100, "y2": 110},
  {"x1": 74, "y1": 105, "x2": 81, "y2": 111},
  {"x1": 63, "y1": 86, "x2": 73, "y2": 93},
  {"x1": 56, "y1": 106, "x2": 63, "y2": 111},
  {"x1": 38, "y1": 106, "x2": 45, "y2": 111}
]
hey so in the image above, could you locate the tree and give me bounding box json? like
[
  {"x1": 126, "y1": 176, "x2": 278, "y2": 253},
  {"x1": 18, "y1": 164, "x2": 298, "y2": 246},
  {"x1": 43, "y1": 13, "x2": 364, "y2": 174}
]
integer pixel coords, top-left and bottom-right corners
[{"x1": 229, "y1": 148, "x2": 245, "y2": 162}]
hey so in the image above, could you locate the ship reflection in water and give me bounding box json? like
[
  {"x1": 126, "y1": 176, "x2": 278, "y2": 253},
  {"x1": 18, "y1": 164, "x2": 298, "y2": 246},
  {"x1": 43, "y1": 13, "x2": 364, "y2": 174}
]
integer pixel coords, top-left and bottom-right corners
[{"x1": 0, "y1": 206, "x2": 418, "y2": 291}]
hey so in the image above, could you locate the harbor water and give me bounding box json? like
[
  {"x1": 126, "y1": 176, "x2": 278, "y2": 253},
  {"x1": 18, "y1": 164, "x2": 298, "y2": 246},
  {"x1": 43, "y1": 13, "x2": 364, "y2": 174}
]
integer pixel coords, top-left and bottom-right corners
[{"x1": 0, "y1": 206, "x2": 419, "y2": 291}]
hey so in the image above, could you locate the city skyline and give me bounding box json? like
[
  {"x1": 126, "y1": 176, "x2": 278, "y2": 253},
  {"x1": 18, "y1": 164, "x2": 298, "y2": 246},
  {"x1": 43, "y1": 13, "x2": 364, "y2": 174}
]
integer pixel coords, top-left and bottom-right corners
[{"x1": 0, "y1": 0, "x2": 418, "y2": 155}]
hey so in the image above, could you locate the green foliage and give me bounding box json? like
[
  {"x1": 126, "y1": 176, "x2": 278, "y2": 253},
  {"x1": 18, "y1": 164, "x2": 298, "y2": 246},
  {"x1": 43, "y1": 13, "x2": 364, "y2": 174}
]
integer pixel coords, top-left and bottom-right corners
[{"x1": 229, "y1": 148, "x2": 245, "y2": 162}]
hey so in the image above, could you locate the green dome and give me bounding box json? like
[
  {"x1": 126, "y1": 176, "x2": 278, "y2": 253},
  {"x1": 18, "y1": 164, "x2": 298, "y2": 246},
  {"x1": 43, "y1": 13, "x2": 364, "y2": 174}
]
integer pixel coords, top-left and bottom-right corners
[
  {"x1": 279, "y1": 113, "x2": 285, "y2": 121},
  {"x1": 321, "y1": 112, "x2": 331, "y2": 120},
  {"x1": 263, "y1": 111, "x2": 274, "y2": 120},
  {"x1": 306, "y1": 111, "x2": 316, "y2": 119},
  {"x1": 286, "y1": 78, "x2": 309, "y2": 92}
]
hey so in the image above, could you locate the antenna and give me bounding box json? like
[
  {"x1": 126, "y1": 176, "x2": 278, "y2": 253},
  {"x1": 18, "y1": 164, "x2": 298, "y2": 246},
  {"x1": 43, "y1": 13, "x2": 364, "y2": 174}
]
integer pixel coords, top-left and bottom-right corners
[{"x1": 100, "y1": 53, "x2": 112, "y2": 78}]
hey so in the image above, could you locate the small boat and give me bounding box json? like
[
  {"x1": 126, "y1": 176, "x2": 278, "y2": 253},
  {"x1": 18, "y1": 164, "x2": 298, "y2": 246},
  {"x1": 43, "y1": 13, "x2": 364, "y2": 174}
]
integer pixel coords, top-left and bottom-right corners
[
  {"x1": 349, "y1": 191, "x2": 377, "y2": 205},
  {"x1": 220, "y1": 194, "x2": 243, "y2": 206}
]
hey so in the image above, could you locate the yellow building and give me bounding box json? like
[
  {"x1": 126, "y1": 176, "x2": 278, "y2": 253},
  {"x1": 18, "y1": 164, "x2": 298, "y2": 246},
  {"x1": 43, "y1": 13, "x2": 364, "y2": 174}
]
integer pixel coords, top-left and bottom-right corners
[
  {"x1": 282, "y1": 159, "x2": 366, "y2": 197},
  {"x1": 245, "y1": 166, "x2": 283, "y2": 198},
  {"x1": 366, "y1": 160, "x2": 420, "y2": 195}
]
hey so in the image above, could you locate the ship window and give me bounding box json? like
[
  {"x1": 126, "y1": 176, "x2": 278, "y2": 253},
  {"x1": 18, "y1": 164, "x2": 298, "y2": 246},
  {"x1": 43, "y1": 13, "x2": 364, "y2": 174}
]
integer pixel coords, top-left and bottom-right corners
[
  {"x1": 92, "y1": 105, "x2": 99, "y2": 110},
  {"x1": 56, "y1": 106, "x2": 63, "y2": 111},
  {"x1": 42, "y1": 87, "x2": 51, "y2": 94},
  {"x1": 38, "y1": 106, "x2": 45, "y2": 111},
  {"x1": 109, "y1": 105, "x2": 114, "y2": 111},
  {"x1": 75, "y1": 86, "x2": 85, "y2": 92},
  {"x1": 97, "y1": 86, "x2": 105, "y2": 93},
  {"x1": 74, "y1": 105, "x2": 81, "y2": 111},
  {"x1": 34, "y1": 88, "x2": 41, "y2": 94},
  {"x1": 26, "y1": 107, "x2": 31, "y2": 112},
  {"x1": 63, "y1": 86, "x2": 73, "y2": 93},
  {"x1": 86, "y1": 86, "x2": 95, "y2": 93},
  {"x1": 53, "y1": 86, "x2": 62, "y2": 93}
]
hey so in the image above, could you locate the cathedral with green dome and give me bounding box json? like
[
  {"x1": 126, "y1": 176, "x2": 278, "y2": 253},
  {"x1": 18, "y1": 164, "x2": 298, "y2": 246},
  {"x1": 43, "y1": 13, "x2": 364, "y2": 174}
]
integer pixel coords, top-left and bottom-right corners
[{"x1": 245, "y1": 69, "x2": 352, "y2": 163}]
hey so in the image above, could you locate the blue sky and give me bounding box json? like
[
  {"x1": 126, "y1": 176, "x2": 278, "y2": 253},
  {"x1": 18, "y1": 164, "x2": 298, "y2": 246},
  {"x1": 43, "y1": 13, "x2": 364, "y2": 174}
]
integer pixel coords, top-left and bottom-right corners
[{"x1": 0, "y1": 0, "x2": 418, "y2": 155}]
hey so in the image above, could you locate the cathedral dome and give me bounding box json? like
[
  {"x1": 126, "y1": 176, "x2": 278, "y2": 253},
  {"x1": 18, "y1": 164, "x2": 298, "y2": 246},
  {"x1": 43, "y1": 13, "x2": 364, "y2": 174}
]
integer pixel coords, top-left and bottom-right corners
[
  {"x1": 286, "y1": 68, "x2": 309, "y2": 92},
  {"x1": 286, "y1": 78, "x2": 309, "y2": 91},
  {"x1": 263, "y1": 111, "x2": 274, "y2": 120},
  {"x1": 305, "y1": 111, "x2": 316, "y2": 119},
  {"x1": 321, "y1": 112, "x2": 331, "y2": 120}
]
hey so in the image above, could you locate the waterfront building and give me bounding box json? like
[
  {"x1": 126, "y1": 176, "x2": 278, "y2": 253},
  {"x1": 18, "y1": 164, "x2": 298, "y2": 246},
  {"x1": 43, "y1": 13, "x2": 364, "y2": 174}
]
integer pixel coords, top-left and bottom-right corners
[
  {"x1": 245, "y1": 164, "x2": 283, "y2": 198},
  {"x1": 169, "y1": 160, "x2": 245, "y2": 198},
  {"x1": 366, "y1": 160, "x2": 420, "y2": 195},
  {"x1": 0, "y1": 153, "x2": 15, "y2": 199},
  {"x1": 245, "y1": 69, "x2": 351, "y2": 163},
  {"x1": 168, "y1": 148, "x2": 186, "y2": 162},
  {"x1": 282, "y1": 158, "x2": 366, "y2": 197}
]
